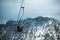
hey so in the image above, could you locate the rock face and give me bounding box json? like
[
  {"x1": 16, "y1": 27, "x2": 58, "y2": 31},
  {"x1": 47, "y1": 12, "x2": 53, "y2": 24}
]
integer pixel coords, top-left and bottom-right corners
[{"x1": 0, "y1": 16, "x2": 60, "y2": 40}]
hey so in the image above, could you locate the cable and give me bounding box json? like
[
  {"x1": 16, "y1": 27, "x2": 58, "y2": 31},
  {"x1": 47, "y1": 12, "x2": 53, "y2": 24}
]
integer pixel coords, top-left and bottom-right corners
[
  {"x1": 17, "y1": 0, "x2": 24, "y2": 22},
  {"x1": 20, "y1": 7, "x2": 24, "y2": 21}
]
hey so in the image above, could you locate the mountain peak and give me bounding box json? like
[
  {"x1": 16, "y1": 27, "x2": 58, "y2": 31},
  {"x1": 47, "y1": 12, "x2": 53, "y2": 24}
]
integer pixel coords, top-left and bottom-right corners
[{"x1": 0, "y1": 16, "x2": 60, "y2": 40}]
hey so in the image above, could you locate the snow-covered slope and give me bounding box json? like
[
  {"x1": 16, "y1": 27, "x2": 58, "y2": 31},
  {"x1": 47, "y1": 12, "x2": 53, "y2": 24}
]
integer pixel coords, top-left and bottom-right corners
[{"x1": 0, "y1": 16, "x2": 60, "y2": 40}]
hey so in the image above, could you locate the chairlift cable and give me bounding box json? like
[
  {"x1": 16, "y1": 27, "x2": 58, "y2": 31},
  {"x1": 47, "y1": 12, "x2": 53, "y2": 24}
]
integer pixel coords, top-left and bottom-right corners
[{"x1": 17, "y1": 0, "x2": 24, "y2": 22}]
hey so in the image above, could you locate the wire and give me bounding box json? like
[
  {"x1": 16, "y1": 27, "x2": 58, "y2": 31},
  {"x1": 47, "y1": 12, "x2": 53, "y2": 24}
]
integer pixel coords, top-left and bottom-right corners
[
  {"x1": 20, "y1": 7, "x2": 24, "y2": 21},
  {"x1": 17, "y1": 0, "x2": 24, "y2": 22}
]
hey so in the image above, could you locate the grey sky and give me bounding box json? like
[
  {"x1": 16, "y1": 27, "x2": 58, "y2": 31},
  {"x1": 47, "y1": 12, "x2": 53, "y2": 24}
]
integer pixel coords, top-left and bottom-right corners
[{"x1": 0, "y1": 0, "x2": 60, "y2": 24}]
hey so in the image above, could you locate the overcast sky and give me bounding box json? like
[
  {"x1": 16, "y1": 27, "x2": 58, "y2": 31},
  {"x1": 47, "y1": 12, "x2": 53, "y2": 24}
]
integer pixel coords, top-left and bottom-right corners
[{"x1": 0, "y1": 0, "x2": 60, "y2": 24}]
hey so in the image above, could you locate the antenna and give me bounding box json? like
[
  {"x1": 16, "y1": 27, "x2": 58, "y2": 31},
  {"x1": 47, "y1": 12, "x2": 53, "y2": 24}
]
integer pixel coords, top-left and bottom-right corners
[{"x1": 17, "y1": 0, "x2": 24, "y2": 22}]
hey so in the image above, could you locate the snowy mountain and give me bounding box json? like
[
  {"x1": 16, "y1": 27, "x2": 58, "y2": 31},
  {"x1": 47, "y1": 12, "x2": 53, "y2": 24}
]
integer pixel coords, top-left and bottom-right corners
[{"x1": 0, "y1": 16, "x2": 60, "y2": 40}]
